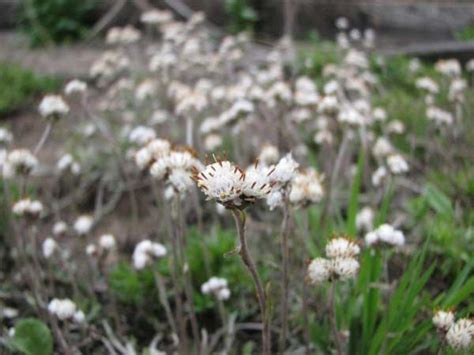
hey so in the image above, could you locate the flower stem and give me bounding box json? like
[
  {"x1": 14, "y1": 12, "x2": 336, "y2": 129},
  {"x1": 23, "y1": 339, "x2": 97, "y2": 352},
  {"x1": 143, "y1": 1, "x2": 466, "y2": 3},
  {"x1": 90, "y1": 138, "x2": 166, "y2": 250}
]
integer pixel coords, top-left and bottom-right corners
[
  {"x1": 329, "y1": 282, "x2": 344, "y2": 355},
  {"x1": 278, "y1": 198, "x2": 291, "y2": 354},
  {"x1": 231, "y1": 209, "x2": 271, "y2": 355},
  {"x1": 34, "y1": 121, "x2": 53, "y2": 155}
]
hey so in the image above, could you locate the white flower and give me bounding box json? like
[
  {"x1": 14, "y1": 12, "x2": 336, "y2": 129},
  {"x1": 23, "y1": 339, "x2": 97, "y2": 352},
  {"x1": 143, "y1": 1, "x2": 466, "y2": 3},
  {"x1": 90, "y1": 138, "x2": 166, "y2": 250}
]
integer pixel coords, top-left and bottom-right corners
[
  {"x1": 373, "y1": 107, "x2": 387, "y2": 122},
  {"x1": 269, "y1": 153, "x2": 299, "y2": 184},
  {"x1": 42, "y1": 238, "x2": 57, "y2": 259},
  {"x1": 332, "y1": 257, "x2": 360, "y2": 280},
  {"x1": 326, "y1": 237, "x2": 360, "y2": 259},
  {"x1": 335, "y1": 17, "x2": 349, "y2": 30},
  {"x1": 53, "y1": 221, "x2": 68, "y2": 236},
  {"x1": 356, "y1": 207, "x2": 374, "y2": 232},
  {"x1": 48, "y1": 299, "x2": 77, "y2": 320},
  {"x1": 426, "y1": 106, "x2": 453, "y2": 126},
  {"x1": 365, "y1": 224, "x2": 405, "y2": 247},
  {"x1": 371, "y1": 166, "x2": 387, "y2": 187},
  {"x1": 106, "y1": 26, "x2": 141, "y2": 45},
  {"x1": 432, "y1": 310, "x2": 455, "y2": 331},
  {"x1": 415, "y1": 77, "x2": 439, "y2": 94},
  {"x1": 446, "y1": 318, "x2": 474, "y2": 350},
  {"x1": 86, "y1": 244, "x2": 97, "y2": 256},
  {"x1": 2, "y1": 307, "x2": 18, "y2": 319},
  {"x1": 266, "y1": 189, "x2": 283, "y2": 210},
  {"x1": 204, "y1": 134, "x2": 223, "y2": 152},
  {"x1": 73, "y1": 310, "x2": 86, "y2": 323},
  {"x1": 73, "y1": 215, "x2": 94, "y2": 235},
  {"x1": 387, "y1": 154, "x2": 409, "y2": 174},
  {"x1": 372, "y1": 137, "x2": 393, "y2": 158},
  {"x1": 435, "y1": 59, "x2": 461, "y2": 77},
  {"x1": 129, "y1": 126, "x2": 156, "y2": 145},
  {"x1": 289, "y1": 168, "x2": 324, "y2": 206},
  {"x1": 466, "y1": 59, "x2": 474, "y2": 72},
  {"x1": 258, "y1": 144, "x2": 279, "y2": 166},
  {"x1": 38, "y1": 95, "x2": 69, "y2": 118},
  {"x1": 135, "y1": 80, "x2": 156, "y2": 102},
  {"x1": 99, "y1": 234, "x2": 116, "y2": 250},
  {"x1": 64, "y1": 80, "x2": 87, "y2": 95},
  {"x1": 57, "y1": 154, "x2": 81, "y2": 175},
  {"x1": 133, "y1": 240, "x2": 167, "y2": 270},
  {"x1": 387, "y1": 120, "x2": 405, "y2": 134},
  {"x1": 307, "y1": 258, "x2": 331, "y2": 283},
  {"x1": 140, "y1": 9, "x2": 173, "y2": 25},
  {"x1": 6, "y1": 149, "x2": 38, "y2": 176},
  {"x1": 0, "y1": 128, "x2": 13, "y2": 145},
  {"x1": 12, "y1": 199, "x2": 43, "y2": 217},
  {"x1": 201, "y1": 277, "x2": 231, "y2": 300}
]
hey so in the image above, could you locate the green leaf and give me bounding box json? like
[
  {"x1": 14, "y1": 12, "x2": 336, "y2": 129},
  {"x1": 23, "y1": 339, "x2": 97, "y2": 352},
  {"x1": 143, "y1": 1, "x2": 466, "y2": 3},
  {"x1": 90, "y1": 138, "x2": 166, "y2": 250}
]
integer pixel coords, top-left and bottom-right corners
[
  {"x1": 12, "y1": 318, "x2": 53, "y2": 355},
  {"x1": 423, "y1": 183, "x2": 453, "y2": 217}
]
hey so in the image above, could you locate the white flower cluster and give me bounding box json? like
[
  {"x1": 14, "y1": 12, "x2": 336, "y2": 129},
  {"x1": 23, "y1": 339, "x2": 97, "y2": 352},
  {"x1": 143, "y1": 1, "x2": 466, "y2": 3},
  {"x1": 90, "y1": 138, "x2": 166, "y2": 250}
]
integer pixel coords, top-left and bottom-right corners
[
  {"x1": 356, "y1": 206, "x2": 374, "y2": 232},
  {"x1": 64, "y1": 79, "x2": 87, "y2": 96},
  {"x1": 106, "y1": 26, "x2": 141, "y2": 45},
  {"x1": 42, "y1": 238, "x2": 58, "y2": 259},
  {"x1": 132, "y1": 240, "x2": 167, "y2": 270},
  {"x1": 0, "y1": 127, "x2": 13, "y2": 145},
  {"x1": 365, "y1": 223, "x2": 405, "y2": 247},
  {"x1": 12, "y1": 199, "x2": 43, "y2": 217},
  {"x1": 201, "y1": 277, "x2": 231, "y2": 301},
  {"x1": 38, "y1": 95, "x2": 70, "y2": 118},
  {"x1": 73, "y1": 215, "x2": 94, "y2": 236},
  {"x1": 48, "y1": 298, "x2": 85, "y2": 323},
  {"x1": 57, "y1": 153, "x2": 81, "y2": 175},
  {"x1": 3, "y1": 149, "x2": 38, "y2": 177},
  {"x1": 53, "y1": 221, "x2": 68, "y2": 236},
  {"x1": 288, "y1": 168, "x2": 324, "y2": 207},
  {"x1": 90, "y1": 50, "x2": 130, "y2": 84},
  {"x1": 433, "y1": 309, "x2": 473, "y2": 350},
  {"x1": 140, "y1": 9, "x2": 173, "y2": 25},
  {"x1": 307, "y1": 237, "x2": 360, "y2": 283}
]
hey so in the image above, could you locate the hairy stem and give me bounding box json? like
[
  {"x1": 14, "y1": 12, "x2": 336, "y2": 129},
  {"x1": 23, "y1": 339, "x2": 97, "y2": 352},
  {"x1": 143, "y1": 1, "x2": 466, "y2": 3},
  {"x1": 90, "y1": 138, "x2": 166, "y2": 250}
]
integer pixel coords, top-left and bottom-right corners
[
  {"x1": 231, "y1": 209, "x2": 271, "y2": 354},
  {"x1": 329, "y1": 283, "x2": 344, "y2": 355},
  {"x1": 278, "y1": 197, "x2": 291, "y2": 354}
]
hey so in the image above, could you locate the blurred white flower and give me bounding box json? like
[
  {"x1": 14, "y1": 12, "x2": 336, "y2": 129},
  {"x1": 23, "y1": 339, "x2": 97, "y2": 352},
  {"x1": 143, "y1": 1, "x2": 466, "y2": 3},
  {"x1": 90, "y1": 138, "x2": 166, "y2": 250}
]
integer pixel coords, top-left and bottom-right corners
[
  {"x1": 446, "y1": 318, "x2": 474, "y2": 350},
  {"x1": 53, "y1": 221, "x2": 68, "y2": 236},
  {"x1": 42, "y1": 238, "x2": 58, "y2": 259},
  {"x1": 133, "y1": 240, "x2": 167, "y2": 270},
  {"x1": 73, "y1": 215, "x2": 94, "y2": 236},
  {"x1": 432, "y1": 310, "x2": 455, "y2": 332},
  {"x1": 12, "y1": 199, "x2": 43, "y2": 218},
  {"x1": 0, "y1": 127, "x2": 13, "y2": 145},
  {"x1": 365, "y1": 223, "x2": 405, "y2": 247},
  {"x1": 201, "y1": 277, "x2": 231, "y2": 300},
  {"x1": 307, "y1": 257, "x2": 331, "y2": 283},
  {"x1": 64, "y1": 80, "x2": 87, "y2": 95},
  {"x1": 48, "y1": 298, "x2": 77, "y2": 320},
  {"x1": 39, "y1": 95, "x2": 70, "y2": 118},
  {"x1": 356, "y1": 207, "x2": 374, "y2": 232},
  {"x1": 99, "y1": 234, "x2": 116, "y2": 250},
  {"x1": 387, "y1": 154, "x2": 409, "y2": 174},
  {"x1": 326, "y1": 237, "x2": 360, "y2": 259}
]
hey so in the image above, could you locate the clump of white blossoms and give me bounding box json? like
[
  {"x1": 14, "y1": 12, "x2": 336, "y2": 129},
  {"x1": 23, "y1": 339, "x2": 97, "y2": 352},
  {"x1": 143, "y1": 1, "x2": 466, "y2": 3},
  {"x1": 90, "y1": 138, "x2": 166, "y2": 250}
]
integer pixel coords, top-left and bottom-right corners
[
  {"x1": 12, "y1": 199, "x2": 43, "y2": 218},
  {"x1": 128, "y1": 126, "x2": 156, "y2": 146},
  {"x1": 0, "y1": 127, "x2": 13, "y2": 145},
  {"x1": 307, "y1": 237, "x2": 360, "y2": 283},
  {"x1": 106, "y1": 26, "x2": 141, "y2": 45},
  {"x1": 5, "y1": 149, "x2": 38, "y2": 176},
  {"x1": 73, "y1": 215, "x2": 94, "y2": 236},
  {"x1": 99, "y1": 234, "x2": 117, "y2": 251},
  {"x1": 48, "y1": 299, "x2": 84, "y2": 323},
  {"x1": 132, "y1": 240, "x2": 167, "y2": 270},
  {"x1": 356, "y1": 206, "x2": 374, "y2": 232},
  {"x1": 57, "y1": 153, "x2": 81, "y2": 175},
  {"x1": 201, "y1": 277, "x2": 231, "y2": 301},
  {"x1": 432, "y1": 310, "x2": 455, "y2": 332},
  {"x1": 38, "y1": 95, "x2": 70, "y2": 119},
  {"x1": 64, "y1": 79, "x2": 87, "y2": 96},
  {"x1": 445, "y1": 318, "x2": 474, "y2": 350},
  {"x1": 42, "y1": 238, "x2": 58, "y2": 259},
  {"x1": 140, "y1": 9, "x2": 173, "y2": 25},
  {"x1": 365, "y1": 223, "x2": 405, "y2": 247},
  {"x1": 194, "y1": 156, "x2": 276, "y2": 209},
  {"x1": 288, "y1": 168, "x2": 324, "y2": 207},
  {"x1": 53, "y1": 221, "x2": 68, "y2": 236},
  {"x1": 386, "y1": 154, "x2": 409, "y2": 174}
]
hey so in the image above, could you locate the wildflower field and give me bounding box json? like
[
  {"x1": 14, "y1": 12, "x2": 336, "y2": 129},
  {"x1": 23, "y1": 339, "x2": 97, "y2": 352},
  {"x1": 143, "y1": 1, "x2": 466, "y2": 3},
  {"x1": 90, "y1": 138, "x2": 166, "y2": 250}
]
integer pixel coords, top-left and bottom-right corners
[{"x1": 0, "y1": 8, "x2": 473, "y2": 355}]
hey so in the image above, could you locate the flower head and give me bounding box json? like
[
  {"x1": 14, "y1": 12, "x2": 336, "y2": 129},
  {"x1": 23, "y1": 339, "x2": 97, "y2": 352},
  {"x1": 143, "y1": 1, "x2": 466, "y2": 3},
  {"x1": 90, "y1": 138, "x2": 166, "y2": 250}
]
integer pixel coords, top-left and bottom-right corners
[
  {"x1": 432, "y1": 310, "x2": 455, "y2": 332},
  {"x1": 39, "y1": 95, "x2": 69, "y2": 118},
  {"x1": 446, "y1": 318, "x2": 474, "y2": 350}
]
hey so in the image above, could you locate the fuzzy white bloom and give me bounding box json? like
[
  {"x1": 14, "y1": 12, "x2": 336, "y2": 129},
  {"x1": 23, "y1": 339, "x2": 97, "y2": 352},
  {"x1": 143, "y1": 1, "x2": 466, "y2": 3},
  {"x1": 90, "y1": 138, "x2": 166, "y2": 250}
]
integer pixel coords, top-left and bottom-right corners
[
  {"x1": 73, "y1": 215, "x2": 94, "y2": 236},
  {"x1": 426, "y1": 106, "x2": 453, "y2": 126},
  {"x1": 415, "y1": 77, "x2": 439, "y2": 94},
  {"x1": 331, "y1": 257, "x2": 360, "y2": 280},
  {"x1": 307, "y1": 257, "x2": 331, "y2": 283},
  {"x1": 258, "y1": 144, "x2": 279, "y2": 166},
  {"x1": 432, "y1": 310, "x2": 455, "y2": 331},
  {"x1": 326, "y1": 237, "x2": 360, "y2": 259},
  {"x1": 12, "y1": 199, "x2": 43, "y2": 217},
  {"x1": 365, "y1": 223, "x2": 405, "y2": 247},
  {"x1": 318, "y1": 96, "x2": 339, "y2": 114},
  {"x1": 135, "y1": 80, "x2": 156, "y2": 102},
  {"x1": 99, "y1": 234, "x2": 116, "y2": 250},
  {"x1": 53, "y1": 221, "x2": 68, "y2": 236},
  {"x1": 387, "y1": 154, "x2": 409, "y2": 174},
  {"x1": 64, "y1": 80, "x2": 87, "y2": 95},
  {"x1": 129, "y1": 126, "x2": 156, "y2": 145},
  {"x1": 409, "y1": 58, "x2": 421, "y2": 73},
  {"x1": 2, "y1": 307, "x2": 18, "y2": 319},
  {"x1": 38, "y1": 95, "x2": 70, "y2": 118},
  {"x1": 204, "y1": 134, "x2": 223, "y2": 152},
  {"x1": 6, "y1": 149, "x2": 38, "y2": 176},
  {"x1": 42, "y1": 238, "x2": 57, "y2": 259},
  {"x1": 0, "y1": 128, "x2": 13, "y2": 145},
  {"x1": 57, "y1": 154, "x2": 81, "y2": 175},
  {"x1": 448, "y1": 78, "x2": 467, "y2": 102},
  {"x1": 446, "y1": 318, "x2": 474, "y2": 350},
  {"x1": 335, "y1": 17, "x2": 349, "y2": 30},
  {"x1": 140, "y1": 9, "x2": 173, "y2": 24},
  {"x1": 266, "y1": 189, "x2": 284, "y2": 210},
  {"x1": 201, "y1": 277, "x2": 231, "y2": 300},
  {"x1": 133, "y1": 240, "x2": 167, "y2": 270},
  {"x1": 289, "y1": 168, "x2": 324, "y2": 206},
  {"x1": 387, "y1": 120, "x2": 405, "y2": 134},
  {"x1": 371, "y1": 166, "x2": 387, "y2": 187},
  {"x1": 294, "y1": 76, "x2": 319, "y2": 106},
  {"x1": 345, "y1": 49, "x2": 368, "y2": 68},
  {"x1": 149, "y1": 110, "x2": 169, "y2": 125},
  {"x1": 356, "y1": 207, "x2": 374, "y2": 232},
  {"x1": 466, "y1": 59, "x2": 474, "y2": 72},
  {"x1": 373, "y1": 107, "x2": 387, "y2": 122},
  {"x1": 48, "y1": 298, "x2": 77, "y2": 320},
  {"x1": 372, "y1": 137, "x2": 393, "y2": 158},
  {"x1": 270, "y1": 153, "x2": 299, "y2": 185},
  {"x1": 86, "y1": 244, "x2": 97, "y2": 256},
  {"x1": 106, "y1": 26, "x2": 141, "y2": 45},
  {"x1": 73, "y1": 310, "x2": 86, "y2": 324},
  {"x1": 265, "y1": 81, "x2": 292, "y2": 106},
  {"x1": 435, "y1": 59, "x2": 461, "y2": 77}
]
